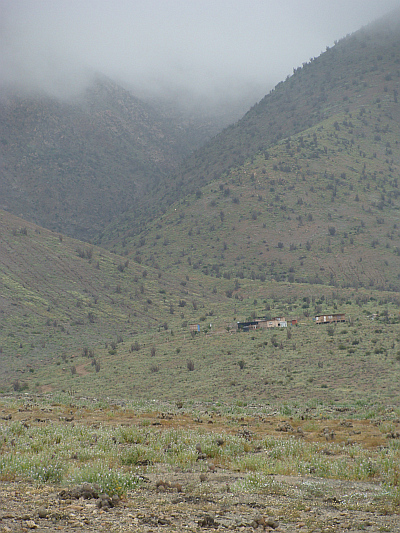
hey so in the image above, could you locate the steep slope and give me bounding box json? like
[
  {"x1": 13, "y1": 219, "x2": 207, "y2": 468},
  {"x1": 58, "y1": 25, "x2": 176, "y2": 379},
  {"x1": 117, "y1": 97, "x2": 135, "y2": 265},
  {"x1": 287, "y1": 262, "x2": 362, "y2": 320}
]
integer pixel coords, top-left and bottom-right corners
[
  {"x1": 0, "y1": 209, "x2": 228, "y2": 393},
  {"x1": 162, "y1": 11, "x2": 400, "y2": 200},
  {"x1": 97, "y1": 7, "x2": 400, "y2": 248},
  {"x1": 0, "y1": 77, "x2": 195, "y2": 241},
  {"x1": 97, "y1": 12, "x2": 400, "y2": 292},
  {"x1": 106, "y1": 105, "x2": 400, "y2": 292}
]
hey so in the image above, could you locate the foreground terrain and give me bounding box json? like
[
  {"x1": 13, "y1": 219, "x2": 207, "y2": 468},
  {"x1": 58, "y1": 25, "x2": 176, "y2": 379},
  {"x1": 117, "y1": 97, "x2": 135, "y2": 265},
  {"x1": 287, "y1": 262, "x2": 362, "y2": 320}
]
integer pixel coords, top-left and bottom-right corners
[{"x1": 1, "y1": 395, "x2": 400, "y2": 532}]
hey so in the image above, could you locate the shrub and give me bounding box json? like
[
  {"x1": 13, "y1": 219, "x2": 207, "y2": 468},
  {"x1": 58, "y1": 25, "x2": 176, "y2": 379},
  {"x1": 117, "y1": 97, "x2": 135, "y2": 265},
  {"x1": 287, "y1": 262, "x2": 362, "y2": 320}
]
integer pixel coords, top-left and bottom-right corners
[{"x1": 187, "y1": 360, "x2": 195, "y2": 371}]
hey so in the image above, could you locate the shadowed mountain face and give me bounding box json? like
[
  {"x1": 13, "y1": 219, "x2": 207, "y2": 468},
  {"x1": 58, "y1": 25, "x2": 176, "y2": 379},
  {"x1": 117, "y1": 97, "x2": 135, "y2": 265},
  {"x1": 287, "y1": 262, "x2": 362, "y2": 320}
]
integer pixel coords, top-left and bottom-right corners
[{"x1": 0, "y1": 76, "x2": 246, "y2": 241}]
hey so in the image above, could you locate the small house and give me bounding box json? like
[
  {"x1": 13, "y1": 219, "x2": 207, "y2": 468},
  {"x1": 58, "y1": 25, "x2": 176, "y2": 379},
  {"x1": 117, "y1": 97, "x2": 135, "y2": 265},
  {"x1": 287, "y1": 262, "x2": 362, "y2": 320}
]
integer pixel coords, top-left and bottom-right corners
[
  {"x1": 314, "y1": 313, "x2": 346, "y2": 325},
  {"x1": 237, "y1": 316, "x2": 287, "y2": 330},
  {"x1": 189, "y1": 324, "x2": 201, "y2": 333}
]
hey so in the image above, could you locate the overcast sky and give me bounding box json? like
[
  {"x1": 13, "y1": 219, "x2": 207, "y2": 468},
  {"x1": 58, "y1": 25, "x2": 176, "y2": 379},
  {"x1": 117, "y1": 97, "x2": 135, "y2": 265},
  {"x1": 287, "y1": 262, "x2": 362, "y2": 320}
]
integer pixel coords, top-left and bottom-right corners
[{"x1": 1, "y1": 0, "x2": 400, "y2": 103}]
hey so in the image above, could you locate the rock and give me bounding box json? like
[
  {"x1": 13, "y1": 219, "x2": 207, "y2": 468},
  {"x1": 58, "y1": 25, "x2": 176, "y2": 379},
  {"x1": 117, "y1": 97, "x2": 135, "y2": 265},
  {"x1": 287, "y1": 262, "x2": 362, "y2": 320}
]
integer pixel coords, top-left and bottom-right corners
[
  {"x1": 276, "y1": 422, "x2": 293, "y2": 432},
  {"x1": 59, "y1": 482, "x2": 99, "y2": 500},
  {"x1": 253, "y1": 514, "x2": 265, "y2": 526},
  {"x1": 111, "y1": 494, "x2": 120, "y2": 506},
  {"x1": 172, "y1": 482, "x2": 183, "y2": 492},
  {"x1": 198, "y1": 514, "x2": 218, "y2": 528},
  {"x1": 25, "y1": 520, "x2": 38, "y2": 529},
  {"x1": 96, "y1": 493, "x2": 114, "y2": 510},
  {"x1": 266, "y1": 518, "x2": 279, "y2": 529},
  {"x1": 37, "y1": 506, "x2": 48, "y2": 518}
]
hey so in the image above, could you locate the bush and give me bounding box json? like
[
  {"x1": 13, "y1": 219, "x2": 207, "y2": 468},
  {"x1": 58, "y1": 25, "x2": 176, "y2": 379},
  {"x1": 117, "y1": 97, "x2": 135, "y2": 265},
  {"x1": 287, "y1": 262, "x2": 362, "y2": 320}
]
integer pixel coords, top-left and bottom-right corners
[
  {"x1": 131, "y1": 341, "x2": 140, "y2": 352},
  {"x1": 187, "y1": 360, "x2": 195, "y2": 371}
]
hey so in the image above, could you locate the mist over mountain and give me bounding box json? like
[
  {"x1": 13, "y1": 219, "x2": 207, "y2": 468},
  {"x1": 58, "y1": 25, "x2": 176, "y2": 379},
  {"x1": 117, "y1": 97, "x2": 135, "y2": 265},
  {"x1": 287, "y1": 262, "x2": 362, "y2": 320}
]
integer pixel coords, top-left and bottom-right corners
[
  {"x1": 3, "y1": 4, "x2": 400, "y2": 404},
  {"x1": 2, "y1": 1, "x2": 399, "y2": 106},
  {"x1": 94, "y1": 11, "x2": 400, "y2": 295}
]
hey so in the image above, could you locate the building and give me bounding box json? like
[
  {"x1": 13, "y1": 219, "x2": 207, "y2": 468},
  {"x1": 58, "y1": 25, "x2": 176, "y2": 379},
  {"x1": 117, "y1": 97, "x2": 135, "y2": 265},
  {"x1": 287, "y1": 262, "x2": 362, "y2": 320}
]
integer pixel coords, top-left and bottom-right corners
[
  {"x1": 189, "y1": 324, "x2": 201, "y2": 333},
  {"x1": 237, "y1": 317, "x2": 287, "y2": 331},
  {"x1": 314, "y1": 313, "x2": 346, "y2": 325}
]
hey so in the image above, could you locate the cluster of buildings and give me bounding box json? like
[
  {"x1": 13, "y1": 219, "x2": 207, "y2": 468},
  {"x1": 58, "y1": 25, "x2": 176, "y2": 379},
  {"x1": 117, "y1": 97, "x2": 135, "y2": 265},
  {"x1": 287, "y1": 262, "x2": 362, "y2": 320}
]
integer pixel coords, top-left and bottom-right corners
[
  {"x1": 236, "y1": 313, "x2": 345, "y2": 332},
  {"x1": 189, "y1": 313, "x2": 346, "y2": 334}
]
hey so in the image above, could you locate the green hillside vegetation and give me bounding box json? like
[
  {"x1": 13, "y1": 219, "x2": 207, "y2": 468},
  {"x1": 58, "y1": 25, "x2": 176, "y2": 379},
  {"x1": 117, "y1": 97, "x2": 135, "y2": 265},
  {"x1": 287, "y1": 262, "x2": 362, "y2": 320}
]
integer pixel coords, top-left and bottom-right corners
[
  {"x1": 106, "y1": 106, "x2": 400, "y2": 292},
  {"x1": 1, "y1": 13, "x2": 400, "y2": 407},
  {"x1": 1, "y1": 210, "x2": 400, "y2": 406},
  {"x1": 0, "y1": 210, "x2": 225, "y2": 393},
  {"x1": 97, "y1": 11, "x2": 400, "y2": 247},
  {"x1": 2, "y1": 14, "x2": 400, "y2": 529}
]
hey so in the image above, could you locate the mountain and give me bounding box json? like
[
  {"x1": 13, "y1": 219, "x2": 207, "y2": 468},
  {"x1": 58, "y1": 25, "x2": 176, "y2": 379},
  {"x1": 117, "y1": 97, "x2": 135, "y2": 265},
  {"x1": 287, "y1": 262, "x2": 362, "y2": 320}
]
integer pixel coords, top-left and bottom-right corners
[
  {"x1": 159, "y1": 10, "x2": 400, "y2": 199},
  {"x1": 2, "y1": 13, "x2": 400, "y2": 402},
  {"x1": 0, "y1": 76, "x2": 245, "y2": 241},
  {"x1": 97, "y1": 12, "x2": 400, "y2": 292}
]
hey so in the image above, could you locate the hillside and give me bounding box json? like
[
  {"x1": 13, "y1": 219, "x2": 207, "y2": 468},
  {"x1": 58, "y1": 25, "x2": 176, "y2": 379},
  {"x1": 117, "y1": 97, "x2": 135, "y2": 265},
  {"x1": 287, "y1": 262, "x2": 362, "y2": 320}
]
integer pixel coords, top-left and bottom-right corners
[
  {"x1": 0, "y1": 76, "x2": 239, "y2": 241},
  {"x1": 0, "y1": 209, "x2": 225, "y2": 394},
  {"x1": 1, "y1": 210, "x2": 400, "y2": 406},
  {"x1": 2, "y1": 13, "x2": 400, "y2": 404},
  {"x1": 96, "y1": 10, "x2": 400, "y2": 248},
  {"x1": 96, "y1": 12, "x2": 400, "y2": 293},
  {"x1": 110, "y1": 106, "x2": 400, "y2": 293},
  {"x1": 163, "y1": 11, "x2": 400, "y2": 199}
]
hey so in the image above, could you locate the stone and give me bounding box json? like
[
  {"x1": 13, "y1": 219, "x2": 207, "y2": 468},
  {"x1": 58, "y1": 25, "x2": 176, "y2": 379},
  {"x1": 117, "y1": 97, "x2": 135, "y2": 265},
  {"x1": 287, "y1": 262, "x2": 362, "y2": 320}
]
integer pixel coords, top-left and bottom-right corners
[
  {"x1": 25, "y1": 520, "x2": 38, "y2": 529},
  {"x1": 37, "y1": 506, "x2": 48, "y2": 518},
  {"x1": 198, "y1": 514, "x2": 218, "y2": 528},
  {"x1": 266, "y1": 518, "x2": 279, "y2": 529}
]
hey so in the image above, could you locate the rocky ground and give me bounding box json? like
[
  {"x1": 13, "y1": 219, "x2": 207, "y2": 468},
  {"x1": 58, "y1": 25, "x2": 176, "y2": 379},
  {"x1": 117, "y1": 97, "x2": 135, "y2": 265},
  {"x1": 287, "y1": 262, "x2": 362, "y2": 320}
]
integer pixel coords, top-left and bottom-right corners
[
  {"x1": 0, "y1": 470, "x2": 399, "y2": 532},
  {"x1": 0, "y1": 465, "x2": 400, "y2": 533},
  {"x1": 1, "y1": 401, "x2": 400, "y2": 532}
]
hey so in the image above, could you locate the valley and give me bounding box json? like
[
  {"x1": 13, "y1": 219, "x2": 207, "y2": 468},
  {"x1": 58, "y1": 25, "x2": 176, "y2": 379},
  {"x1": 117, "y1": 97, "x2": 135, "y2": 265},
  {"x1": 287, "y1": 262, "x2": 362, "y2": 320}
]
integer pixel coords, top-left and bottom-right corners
[{"x1": 1, "y1": 9, "x2": 400, "y2": 531}]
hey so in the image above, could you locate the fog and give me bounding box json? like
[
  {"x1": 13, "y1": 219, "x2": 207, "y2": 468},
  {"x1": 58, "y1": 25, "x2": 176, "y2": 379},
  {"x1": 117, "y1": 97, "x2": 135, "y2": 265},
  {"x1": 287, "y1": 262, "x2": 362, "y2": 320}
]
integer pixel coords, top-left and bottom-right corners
[{"x1": 1, "y1": 0, "x2": 400, "y2": 107}]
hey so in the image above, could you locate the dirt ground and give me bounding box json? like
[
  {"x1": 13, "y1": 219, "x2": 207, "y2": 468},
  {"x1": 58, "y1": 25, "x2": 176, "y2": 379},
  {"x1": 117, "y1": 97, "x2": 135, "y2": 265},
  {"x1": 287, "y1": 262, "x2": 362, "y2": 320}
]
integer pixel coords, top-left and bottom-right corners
[{"x1": 1, "y1": 404, "x2": 399, "y2": 532}]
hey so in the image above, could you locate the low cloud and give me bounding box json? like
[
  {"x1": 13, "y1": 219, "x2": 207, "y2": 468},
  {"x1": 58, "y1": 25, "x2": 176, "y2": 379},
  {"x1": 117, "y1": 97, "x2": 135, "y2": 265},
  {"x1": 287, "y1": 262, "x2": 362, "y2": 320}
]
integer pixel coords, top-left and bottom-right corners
[{"x1": 1, "y1": 0, "x2": 399, "y2": 104}]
